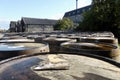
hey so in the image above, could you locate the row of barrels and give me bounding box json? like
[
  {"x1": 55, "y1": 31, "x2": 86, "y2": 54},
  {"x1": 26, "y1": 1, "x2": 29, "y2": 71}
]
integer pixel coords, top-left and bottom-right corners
[
  {"x1": 0, "y1": 32, "x2": 119, "y2": 61},
  {"x1": 33, "y1": 33, "x2": 119, "y2": 61},
  {"x1": 0, "y1": 32, "x2": 120, "y2": 80}
]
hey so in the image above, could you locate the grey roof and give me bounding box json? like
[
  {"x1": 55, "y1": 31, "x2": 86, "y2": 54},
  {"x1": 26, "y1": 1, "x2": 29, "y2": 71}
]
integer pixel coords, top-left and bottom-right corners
[
  {"x1": 22, "y1": 17, "x2": 58, "y2": 25},
  {"x1": 10, "y1": 21, "x2": 17, "y2": 24},
  {"x1": 64, "y1": 5, "x2": 92, "y2": 17}
]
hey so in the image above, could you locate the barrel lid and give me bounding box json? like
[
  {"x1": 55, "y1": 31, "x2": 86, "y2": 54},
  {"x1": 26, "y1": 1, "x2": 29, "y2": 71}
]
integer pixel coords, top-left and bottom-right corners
[
  {"x1": 0, "y1": 53, "x2": 120, "y2": 80},
  {"x1": 61, "y1": 42, "x2": 117, "y2": 51},
  {"x1": 0, "y1": 42, "x2": 47, "y2": 51},
  {"x1": 0, "y1": 39, "x2": 34, "y2": 43}
]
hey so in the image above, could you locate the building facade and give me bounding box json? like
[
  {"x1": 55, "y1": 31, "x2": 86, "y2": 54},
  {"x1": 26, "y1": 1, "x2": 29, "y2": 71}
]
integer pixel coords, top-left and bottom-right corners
[
  {"x1": 9, "y1": 21, "x2": 17, "y2": 32},
  {"x1": 63, "y1": 5, "x2": 91, "y2": 23},
  {"x1": 9, "y1": 17, "x2": 58, "y2": 32},
  {"x1": 21, "y1": 17, "x2": 58, "y2": 32}
]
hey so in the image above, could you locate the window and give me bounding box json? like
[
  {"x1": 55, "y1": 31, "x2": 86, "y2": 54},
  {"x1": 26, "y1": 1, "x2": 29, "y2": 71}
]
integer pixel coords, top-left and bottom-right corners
[
  {"x1": 73, "y1": 12, "x2": 75, "y2": 15},
  {"x1": 77, "y1": 10, "x2": 79, "y2": 13},
  {"x1": 82, "y1": 9, "x2": 85, "y2": 12},
  {"x1": 69, "y1": 13, "x2": 71, "y2": 16}
]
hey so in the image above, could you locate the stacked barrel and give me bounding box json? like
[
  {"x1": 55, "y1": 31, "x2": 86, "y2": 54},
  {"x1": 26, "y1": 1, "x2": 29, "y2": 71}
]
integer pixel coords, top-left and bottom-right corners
[
  {"x1": 0, "y1": 32, "x2": 120, "y2": 80},
  {"x1": 0, "y1": 33, "x2": 49, "y2": 60},
  {"x1": 0, "y1": 32, "x2": 119, "y2": 61},
  {"x1": 61, "y1": 33, "x2": 120, "y2": 62}
]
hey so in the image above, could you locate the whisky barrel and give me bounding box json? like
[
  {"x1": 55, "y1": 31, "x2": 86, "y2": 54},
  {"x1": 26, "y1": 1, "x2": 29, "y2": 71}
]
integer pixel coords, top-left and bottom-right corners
[
  {"x1": 61, "y1": 42, "x2": 118, "y2": 58},
  {"x1": 43, "y1": 37, "x2": 76, "y2": 52},
  {"x1": 0, "y1": 42, "x2": 49, "y2": 60},
  {"x1": 77, "y1": 37, "x2": 117, "y2": 44},
  {"x1": 0, "y1": 52, "x2": 120, "y2": 80},
  {"x1": 34, "y1": 36, "x2": 46, "y2": 43},
  {"x1": 0, "y1": 39, "x2": 34, "y2": 43}
]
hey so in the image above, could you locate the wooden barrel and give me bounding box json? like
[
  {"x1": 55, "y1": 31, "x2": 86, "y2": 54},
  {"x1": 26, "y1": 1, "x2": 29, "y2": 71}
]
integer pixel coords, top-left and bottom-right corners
[
  {"x1": 43, "y1": 37, "x2": 76, "y2": 52},
  {"x1": 61, "y1": 42, "x2": 118, "y2": 58},
  {"x1": 77, "y1": 37, "x2": 117, "y2": 44},
  {"x1": 57, "y1": 34, "x2": 69, "y2": 38},
  {"x1": 0, "y1": 42, "x2": 49, "y2": 60},
  {"x1": 27, "y1": 35, "x2": 39, "y2": 39},
  {"x1": 34, "y1": 36, "x2": 46, "y2": 43},
  {"x1": 0, "y1": 39, "x2": 34, "y2": 43},
  {"x1": 0, "y1": 52, "x2": 120, "y2": 80},
  {"x1": 3, "y1": 36, "x2": 26, "y2": 39}
]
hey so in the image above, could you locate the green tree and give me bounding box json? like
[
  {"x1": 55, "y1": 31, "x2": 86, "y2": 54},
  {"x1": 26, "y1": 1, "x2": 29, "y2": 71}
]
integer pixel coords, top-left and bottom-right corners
[
  {"x1": 76, "y1": 0, "x2": 120, "y2": 38},
  {"x1": 54, "y1": 18, "x2": 74, "y2": 30}
]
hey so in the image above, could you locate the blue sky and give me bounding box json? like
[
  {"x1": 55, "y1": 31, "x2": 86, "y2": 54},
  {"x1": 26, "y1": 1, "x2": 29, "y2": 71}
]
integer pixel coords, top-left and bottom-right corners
[{"x1": 0, "y1": 0, "x2": 92, "y2": 30}]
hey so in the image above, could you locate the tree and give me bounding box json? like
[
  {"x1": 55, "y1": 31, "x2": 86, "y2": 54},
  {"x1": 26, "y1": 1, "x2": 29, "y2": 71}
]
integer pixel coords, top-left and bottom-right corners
[
  {"x1": 54, "y1": 18, "x2": 74, "y2": 30},
  {"x1": 76, "y1": 0, "x2": 120, "y2": 38}
]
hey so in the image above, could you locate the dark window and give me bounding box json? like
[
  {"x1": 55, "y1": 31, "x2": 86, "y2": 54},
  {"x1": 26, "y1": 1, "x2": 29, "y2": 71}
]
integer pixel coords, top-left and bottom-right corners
[
  {"x1": 73, "y1": 12, "x2": 75, "y2": 15},
  {"x1": 69, "y1": 13, "x2": 71, "y2": 16},
  {"x1": 82, "y1": 9, "x2": 85, "y2": 12}
]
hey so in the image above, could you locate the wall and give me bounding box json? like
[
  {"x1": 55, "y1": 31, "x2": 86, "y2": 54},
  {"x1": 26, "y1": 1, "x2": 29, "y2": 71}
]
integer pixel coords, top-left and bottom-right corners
[
  {"x1": 66, "y1": 14, "x2": 83, "y2": 23},
  {"x1": 26, "y1": 24, "x2": 53, "y2": 32}
]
